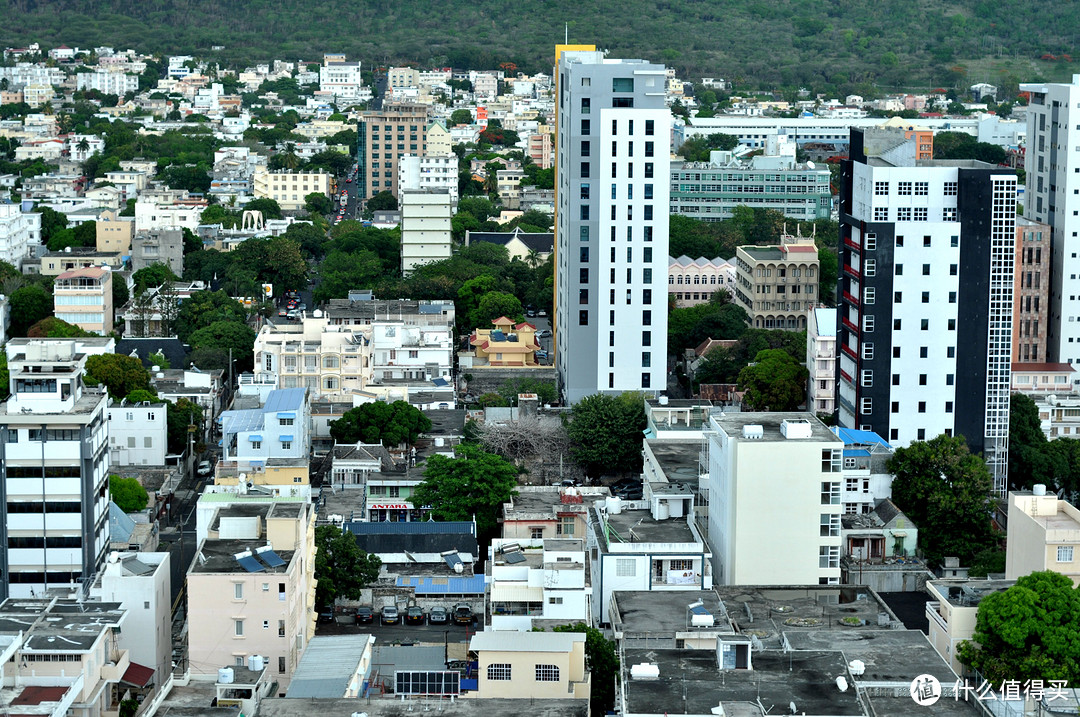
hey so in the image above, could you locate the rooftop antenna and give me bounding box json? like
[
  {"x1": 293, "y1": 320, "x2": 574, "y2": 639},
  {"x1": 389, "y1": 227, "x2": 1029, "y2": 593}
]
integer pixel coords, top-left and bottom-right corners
[{"x1": 565, "y1": 23, "x2": 568, "y2": 44}]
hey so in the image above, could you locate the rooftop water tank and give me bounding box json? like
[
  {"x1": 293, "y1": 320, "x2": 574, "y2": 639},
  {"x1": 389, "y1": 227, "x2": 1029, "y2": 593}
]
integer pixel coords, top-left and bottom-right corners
[
  {"x1": 218, "y1": 667, "x2": 234, "y2": 684},
  {"x1": 606, "y1": 496, "x2": 623, "y2": 515}
]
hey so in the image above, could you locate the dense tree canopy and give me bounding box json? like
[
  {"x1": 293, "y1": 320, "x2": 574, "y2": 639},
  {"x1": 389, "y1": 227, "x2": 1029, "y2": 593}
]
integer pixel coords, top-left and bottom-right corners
[
  {"x1": 411, "y1": 444, "x2": 520, "y2": 537},
  {"x1": 314, "y1": 525, "x2": 382, "y2": 608},
  {"x1": 565, "y1": 392, "x2": 648, "y2": 477},
  {"x1": 187, "y1": 321, "x2": 257, "y2": 372},
  {"x1": 737, "y1": 349, "x2": 809, "y2": 411},
  {"x1": 109, "y1": 476, "x2": 149, "y2": 513},
  {"x1": 175, "y1": 290, "x2": 247, "y2": 342},
  {"x1": 957, "y1": 571, "x2": 1080, "y2": 687},
  {"x1": 668, "y1": 293, "x2": 747, "y2": 352},
  {"x1": 328, "y1": 400, "x2": 432, "y2": 446},
  {"x1": 9, "y1": 284, "x2": 53, "y2": 337},
  {"x1": 886, "y1": 434, "x2": 997, "y2": 566},
  {"x1": 85, "y1": 354, "x2": 154, "y2": 400},
  {"x1": 695, "y1": 329, "x2": 807, "y2": 386}
]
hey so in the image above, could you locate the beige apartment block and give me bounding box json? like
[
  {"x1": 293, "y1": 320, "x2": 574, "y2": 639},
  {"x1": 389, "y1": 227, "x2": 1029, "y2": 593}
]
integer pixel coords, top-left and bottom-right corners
[
  {"x1": 358, "y1": 102, "x2": 431, "y2": 199},
  {"x1": 470, "y1": 631, "x2": 590, "y2": 701},
  {"x1": 925, "y1": 579, "x2": 1014, "y2": 673},
  {"x1": 734, "y1": 228, "x2": 820, "y2": 330},
  {"x1": 1005, "y1": 486, "x2": 1080, "y2": 585},
  {"x1": 253, "y1": 169, "x2": 331, "y2": 211},
  {"x1": 53, "y1": 266, "x2": 113, "y2": 335},
  {"x1": 187, "y1": 499, "x2": 317, "y2": 691},
  {"x1": 426, "y1": 120, "x2": 453, "y2": 157},
  {"x1": 95, "y1": 209, "x2": 134, "y2": 254}
]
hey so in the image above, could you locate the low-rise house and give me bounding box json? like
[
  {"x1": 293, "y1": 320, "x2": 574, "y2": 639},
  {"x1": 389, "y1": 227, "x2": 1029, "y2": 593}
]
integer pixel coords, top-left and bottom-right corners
[
  {"x1": 53, "y1": 266, "x2": 113, "y2": 335},
  {"x1": 131, "y1": 228, "x2": 184, "y2": 276},
  {"x1": 833, "y1": 427, "x2": 894, "y2": 514},
  {"x1": 39, "y1": 248, "x2": 123, "y2": 276},
  {"x1": 285, "y1": 635, "x2": 375, "y2": 698},
  {"x1": 668, "y1": 255, "x2": 736, "y2": 307},
  {"x1": 501, "y1": 486, "x2": 605, "y2": 542},
  {"x1": 466, "y1": 316, "x2": 542, "y2": 367},
  {"x1": 470, "y1": 631, "x2": 590, "y2": 702},
  {"x1": 465, "y1": 227, "x2": 554, "y2": 263},
  {"x1": 1005, "y1": 486, "x2": 1080, "y2": 586},
  {"x1": 107, "y1": 398, "x2": 168, "y2": 466},
  {"x1": 1011, "y1": 362, "x2": 1075, "y2": 396},
  {"x1": 487, "y1": 538, "x2": 591, "y2": 630},
  {"x1": 840, "y1": 499, "x2": 929, "y2": 592},
  {"x1": 925, "y1": 579, "x2": 1015, "y2": 674}
]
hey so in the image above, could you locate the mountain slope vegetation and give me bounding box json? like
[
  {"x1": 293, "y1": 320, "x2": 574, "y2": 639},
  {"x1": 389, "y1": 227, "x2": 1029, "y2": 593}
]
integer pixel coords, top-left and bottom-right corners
[{"x1": 3, "y1": 0, "x2": 1079, "y2": 91}]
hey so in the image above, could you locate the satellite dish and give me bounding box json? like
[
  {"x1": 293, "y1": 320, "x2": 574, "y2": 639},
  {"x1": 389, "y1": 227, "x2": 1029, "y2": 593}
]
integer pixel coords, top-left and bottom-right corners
[{"x1": 806, "y1": 161, "x2": 816, "y2": 169}]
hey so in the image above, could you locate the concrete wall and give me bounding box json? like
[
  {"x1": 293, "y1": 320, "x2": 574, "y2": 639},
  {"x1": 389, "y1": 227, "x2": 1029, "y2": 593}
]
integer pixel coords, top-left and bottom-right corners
[{"x1": 463, "y1": 367, "x2": 556, "y2": 397}]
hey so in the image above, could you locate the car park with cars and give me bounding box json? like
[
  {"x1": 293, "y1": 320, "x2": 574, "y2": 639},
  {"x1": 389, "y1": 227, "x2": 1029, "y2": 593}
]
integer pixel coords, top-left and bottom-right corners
[
  {"x1": 355, "y1": 606, "x2": 373, "y2": 624},
  {"x1": 380, "y1": 605, "x2": 400, "y2": 624},
  {"x1": 452, "y1": 603, "x2": 475, "y2": 625},
  {"x1": 405, "y1": 606, "x2": 426, "y2": 625},
  {"x1": 428, "y1": 606, "x2": 449, "y2": 624}
]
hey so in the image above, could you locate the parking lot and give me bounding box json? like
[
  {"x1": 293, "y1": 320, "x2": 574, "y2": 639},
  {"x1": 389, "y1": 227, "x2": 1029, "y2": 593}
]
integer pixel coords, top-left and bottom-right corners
[{"x1": 317, "y1": 613, "x2": 482, "y2": 644}]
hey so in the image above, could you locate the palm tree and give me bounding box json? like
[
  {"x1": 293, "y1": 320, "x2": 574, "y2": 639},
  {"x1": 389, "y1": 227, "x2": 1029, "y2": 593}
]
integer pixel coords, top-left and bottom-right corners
[
  {"x1": 76, "y1": 137, "x2": 90, "y2": 157},
  {"x1": 525, "y1": 248, "x2": 541, "y2": 270}
]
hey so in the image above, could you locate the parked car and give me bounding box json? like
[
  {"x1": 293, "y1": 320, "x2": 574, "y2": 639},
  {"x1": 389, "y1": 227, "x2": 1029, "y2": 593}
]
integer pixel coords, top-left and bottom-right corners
[
  {"x1": 355, "y1": 606, "x2": 374, "y2": 624},
  {"x1": 405, "y1": 606, "x2": 426, "y2": 625},
  {"x1": 318, "y1": 607, "x2": 334, "y2": 623},
  {"x1": 616, "y1": 485, "x2": 643, "y2": 500},
  {"x1": 536, "y1": 329, "x2": 552, "y2": 338},
  {"x1": 535, "y1": 349, "x2": 548, "y2": 361},
  {"x1": 380, "y1": 605, "x2": 400, "y2": 624},
  {"x1": 452, "y1": 603, "x2": 475, "y2": 625},
  {"x1": 428, "y1": 606, "x2": 449, "y2": 625},
  {"x1": 286, "y1": 310, "x2": 300, "y2": 321},
  {"x1": 196, "y1": 460, "x2": 213, "y2": 476}
]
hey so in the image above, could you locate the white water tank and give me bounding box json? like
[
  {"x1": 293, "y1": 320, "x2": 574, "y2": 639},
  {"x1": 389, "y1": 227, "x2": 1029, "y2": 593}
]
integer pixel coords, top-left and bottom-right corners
[
  {"x1": 690, "y1": 612, "x2": 714, "y2": 628},
  {"x1": 454, "y1": 562, "x2": 464, "y2": 574},
  {"x1": 1034, "y1": 484, "x2": 1047, "y2": 496},
  {"x1": 218, "y1": 667, "x2": 234, "y2": 684},
  {"x1": 630, "y1": 663, "x2": 660, "y2": 680},
  {"x1": 658, "y1": 395, "x2": 669, "y2": 405},
  {"x1": 435, "y1": 437, "x2": 445, "y2": 447},
  {"x1": 606, "y1": 496, "x2": 623, "y2": 515},
  {"x1": 655, "y1": 501, "x2": 670, "y2": 520},
  {"x1": 248, "y1": 654, "x2": 264, "y2": 672},
  {"x1": 848, "y1": 660, "x2": 865, "y2": 676},
  {"x1": 836, "y1": 676, "x2": 848, "y2": 692}
]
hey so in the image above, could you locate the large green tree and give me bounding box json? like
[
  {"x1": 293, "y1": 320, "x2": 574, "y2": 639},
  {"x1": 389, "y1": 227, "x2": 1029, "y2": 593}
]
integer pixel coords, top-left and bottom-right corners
[
  {"x1": 132, "y1": 264, "x2": 179, "y2": 294},
  {"x1": 565, "y1": 392, "x2": 647, "y2": 477},
  {"x1": 411, "y1": 444, "x2": 519, "y2": 536},
  {"x1": 166, "y1": 398, "x2": 205, "y2": 454},
  {"x1": 668, "y1": 295, "x2": 747, "y2": 352},
  {"x1": 314, "y1": 524, "x2": 382, "y2": 608},
  {"x1": 187, "y1": 321, "x2": 257, "y2": 371},
  {"x1": 886, "y1": 434, "x2": 996, "y2": 565},
  {"x1": 175, "y1": 290, "x2": 247, "y2": 342},
  {"x1": 1009, "y1": 393, "x2": 1064, "y2": 490},
  {"x1": 737, "y1": 348, "x2": 808, "y2": 411},
  {"x1": 27, "y1": 317, "x2": 92, "y2": 338},
  {"x1": 109, "y1": 476, "x2": 149, "y2": 513},
  {"x1": 957, "y1": 571, "x2": 1080, "y2": 687},
  {"x1": 328, "y1": 400, "x2": 432, "y2": 446},
  {"x1": 84, "y1": 354, "x2": 153, "y2": 400},
  {"x1": 677, "y1": 132, "x2": 739, "y2": 161},
  {"x1": 9, "y1": 284, "x2": 53, "y2": 337}
]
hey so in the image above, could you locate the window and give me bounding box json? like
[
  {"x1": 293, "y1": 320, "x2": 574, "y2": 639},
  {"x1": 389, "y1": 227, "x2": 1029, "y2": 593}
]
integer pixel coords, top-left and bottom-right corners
[
  {"x1": 234, "y1": 583, "x2": 243, "y2": 599},
  {"x1": 874, "y1": 181, "x2": 888, "y2": 196},
  {"x1": 898, "y1": 181, "x2": 912, "y2": 195},
  {"x1": 235, "y1": 620, "x2": 244, "y2": 636},
  {"x1": 580, "y1": 183, "x2": 590, "y2": 199},
  {"x1": 251, "y1": 441, "x2": 262, "y2": 450},
  {"x1": 644, "y1": 183, "x2": 653, "y2": 199},
  {"x1": 645, "y1": 119, "x2": 654, "y2": 135},
  {"x1": 644, "y1": 205, "x2": 653, "y2": 220},
  {"x1": 819, "y1": 546, "x2": 840, "y2": 569},
  {"x1": 645, "y1": 141, "x2": 654, "y2": 157},
  {"x1": 644, "y1": 162, "x2": 653, "y2": 178},
  {"x1": 579, "y1": 310, "x2": 588, "y2": 325},
  {"x1": 613, "y1": 77, "x2": 634, "y2": 92},
  {"x1": 581, "y1": 119, "x2": 590, "y2": 135},
  {"x1": 914, "y1": 207, "x2": 928, "y2": 221},
  {"x1": 1058, "y1": 546, "x2": 1074, "y2": 562},
  {"x1": 536, "y1": 664, "x2": 560, "y2": 682},
  {"x1": 488, "y1": 664, "x2": 512, "y2": 681},
  {"x1": 642, "y1": 330, "x2": 651, "y2": 346},
  {"x1": 914, "y1": 181, "x2": 929, "y2": 196},
  {"x1": 580, "y1": 205, "x2": 590, "y2": 220},
  {"x1": 922, "y1": 291, "x2": 930, "y2": 303},
  {"x1": 865, "y1": 233, "x2": 877, "y2": 250},
  {"x1": 282, "y1": 441, "x2": 292, "y2": 450},
  {"x1": 873, "y1": 207, "x2": 888, "y2": 221},
  {"x1": 864, "y1": 259, "x2": 876, "y2": 277},
  {"x1": 548, "y1": 596, "x2": 564, "y2": 605},
  {"x1": 580, "y1": 162, "x2": 590, "y2": 177},
  {"x1": 944, "y1": 181, "x2": 958, "y2": 196},
  {"x1": 642, "y1": 373, "x2": 651, "y2": 388},
  {"x1": 580, "y1": 140, "x2": 590, "y2": 156},
  {"x1": 580, "y1": 247, "x2": 590, "y2": 262},
  {"x1": 279, "y1": 417, "x2": 294, "y2": 426},
  {"x1": 820, "y1": 514, "x2": 840, "y2": 537},
  {"x1": 897, "y1": 207, "x2": 912, "y2": 221},
  {"x1": 279, "y1": 656, "x2": 286, "y2": 673},
  {"x1": 821, "y1": 481, "x2": 840, "y2": 505},
  {"x1": 580, "y1": 97, "x2": 590, "y2": 113},
  {"x1": 580, "y1": 226, "x2": 589, "y2": 242},
  {"x1": 616, "y1": 558, "x2": 636, "y2": 576},
  {"x1": 860, "y1": 397, "x2": 872, "y2": 414}
]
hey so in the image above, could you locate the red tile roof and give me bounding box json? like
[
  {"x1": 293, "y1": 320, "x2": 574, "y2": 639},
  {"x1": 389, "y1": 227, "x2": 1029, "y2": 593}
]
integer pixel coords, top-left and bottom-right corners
[
  {"x1": 12, "y1": 686, "x2": 69, "y2": 705},
  {"x1": 1012, "y1": 362, "x2": 1075, "y2": 373},
  {"x1": 121, "y1": 662, "x2": 155, "y2": 688}
]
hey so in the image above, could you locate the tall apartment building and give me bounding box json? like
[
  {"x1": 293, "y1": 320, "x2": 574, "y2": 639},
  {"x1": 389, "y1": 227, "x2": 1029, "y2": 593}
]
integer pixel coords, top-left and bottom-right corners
[
  {"x1": 733, "y1": 229, "x2": 820, "y2": 330},
  {"x1": 356, "y1": 102, "x2": 430, "y2": 200},
  {"x1": 131, "y1": 228, "x2": 184, "y2": 276},
  {"x1": 1014, "y1": 217, "x2": 1051, "y2": 363},
  {"x1": 807, "y1": 307, "x2": 837, "y2": 415},
  {"x1": 398, "y1": 154, "x2": 458, "y2": 202},
  {"x1": 0, "y1": 203, "x2": 41, "y2": 267},
  {"x1": 837, "y1": 128, "x2": 1016, "y2": 494},
  {"x1": 0, "y1": 340, "x2": 110, "y2": 599},
  {"x1": 1020, "y1": 76, "x2": 1080, "y2": 374},
  {"x1": 554, "y1": 48, "x2": 670, "y2": 403},
  {"x1": 399, "y1": 189, "x2": 453, "y2": 274},
  {"x1": 705, "y1": 413, "x2": 844, "y2": 585},
  {"x1": 53, "y1": 267, "x2": 114, "y2": 335}
]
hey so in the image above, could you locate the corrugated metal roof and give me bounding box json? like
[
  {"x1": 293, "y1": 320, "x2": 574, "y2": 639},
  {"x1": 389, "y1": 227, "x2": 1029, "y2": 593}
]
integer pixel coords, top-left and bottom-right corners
[
  {"x1": 263, "y1": 387, "x2": 307, "y2": 413},
  {"x1": 844, "y1": 449, "x2": 871, "y2": 458},
  {"x1": 287, "y1": 635, "x2": 373, "y2": 699},
  {"x1": 834, "y1": 427, "x2": 891, "y2": 449},
  {"x1": 396, "y1": 575, "x2": 486, "y2": 595}
]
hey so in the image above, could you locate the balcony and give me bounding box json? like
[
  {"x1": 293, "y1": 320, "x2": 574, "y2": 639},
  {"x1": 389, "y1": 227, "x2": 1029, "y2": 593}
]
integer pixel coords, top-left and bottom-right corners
[
  {"x1": 925, "y1": 601, "x2": 949, "y2": 634},
  {"x1": 100, "y1": 649, "x2": 131, "y2": 682}
]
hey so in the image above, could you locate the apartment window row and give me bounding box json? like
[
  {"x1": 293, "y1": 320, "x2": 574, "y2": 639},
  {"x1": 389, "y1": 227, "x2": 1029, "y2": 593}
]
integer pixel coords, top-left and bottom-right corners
[
  {"x1": 872, "y1": 206, "x2": 957, "y2": 222},
  {"x1": 875, "y1": 180, "x2": 947, "y2": 196}
]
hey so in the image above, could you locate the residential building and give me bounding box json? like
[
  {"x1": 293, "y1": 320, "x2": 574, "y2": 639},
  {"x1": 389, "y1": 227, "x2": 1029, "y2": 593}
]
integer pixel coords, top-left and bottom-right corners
[
  {"x1": 1014, "y1": 217, "x2": 1051, "y2": 362},
  {"x1": 400, "y1": 189, "x2": 453, "y2": 275},
  {"x1": 925, "y1": 578, "x2": 1015, "y2": 673},
  {"x1": 387, "y1": 67, "x2": 419, "y2": 89},
  {"x1": 1011, "y1": 361, "x2": 1075, "y2": 396},
  {"x1": 75, "y1": 68, "x2": 138, "y2": 96},
  {"x1": 187, "y1": 499, "x2": 316, "y2": 690},
  {"x1": 134, "y1": 198, "x2": 206, "y2": 233},
  {"x1": 733, "y1": 227, "x2": 820, "y2": 330},
  {"x1": 670, "y1": 140, "x2": 832, "y2": 222},
  {"x1": 501, "y1": 486, "x2": 606, "y2": 542},
  {"x1": 220, "y1": 387, "x2": 310, "y2": 463},
  {"x1": 54, "y1": 267, "x2": 113, "y2": 335},
  {"x1": 319, "y1": 60, "x2": 364, "y2": 100},
  {"x1": 89, "y1": 551, "x2": 172, "y2": 683},
  {"x1": 252, "y1": 170, "x2": 331, "y2": 212},
  {"x1": 107, "y1": 398, "x2": 167, "y2": 466},
  {"x1": 554, "y1": 48, "x2": 670, "y2": 403},
  {"x1": 1005, "y1": 486, "x2": 1080, "y2": 585},
  {"x1": 839, "y1": 499, "x2": 928, "y2": 592},
  {"x1": 487, "y1": 538, "x2": 591, "y2": 630},
  {"x1": 837, "y1": 127, "x2": 1016, "y2": 494},
  {"x1": 397, "y1": 154, "x2": 458, "y2": 202},
  {"x1": 0, "y1": 202, "x2": 41, "y2": 266},
  {"x1": 1034, "y1": 392, "x2": 1080, "y2": 439},
  {"x1": 38, "y1": 248, "x2": 123, "y2": 276},
  {"x1": 1020, "y1": 76, "x2": 1080, "y2": 374},
  {"x1": 468, "y1": 316, "x2": 542, "y2": 367},
  {"x1": 0, "y1": 340, "x2": 110, "y2": 599},
  {"x1": 528, "y1": 132, "x2": 553, "y2": 169},
  {"x1": 357, "y1": 102, "x2": 431, "y2": 200},
  {"x1": 253, "y1": 317, "x2": 369, "y2": 397},
  {"x1": 807, "y1": 306, "x2": 837, "y2": 415},
  {"x1": 587, "y1": 490, "x2": 712, "y2": 624},
  {"x1": 496, "y1": 167, "x2": 525, "y2": 209},
  {"x1": 903, "y1": 125, "x2": 935, "y2": 161},
  {"x1": 0, "y1": 597, "x2": 137, "y2": 717},
  {"x1": 705, "y1": 412, "x2": 843, "y2": 585},
  {"x1": 95, "y1": 209, "x2": 133, "y2": 256},
  {"x1": 466, "y1": 228, "x2": 554, "y2": 263},
  {"x1": 152, "y1": 367, "x2": 224, "y2": 442},
  {"x1": 425, "y1": 120, "x2": 453, "y2": 157},
  {"x1": 285, "y1": 635, "x2": 375, "y2": 699},
  {"x1": 667, "y1": 255, "x2": 735, "y2": 307},
  {"x1": 130, "y1": 228, "x2": 183, "y2": 276},
  {"x1": 833, "y1": 427, "x2": 894, "y2": 514},
  {"x1": 470, "y1": 631, "x2": 590, "y2": 702}
]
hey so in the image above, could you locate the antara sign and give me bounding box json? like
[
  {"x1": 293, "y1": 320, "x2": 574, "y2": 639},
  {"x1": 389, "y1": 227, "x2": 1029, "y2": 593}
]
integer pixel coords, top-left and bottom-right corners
[{"x1": 369, "y1": 503, "x2": 411, "y2": 510}]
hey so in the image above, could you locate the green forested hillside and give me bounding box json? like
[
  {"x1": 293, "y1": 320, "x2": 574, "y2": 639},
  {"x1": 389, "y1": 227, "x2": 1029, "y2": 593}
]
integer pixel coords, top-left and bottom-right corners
[{"x1": 4, "y1": 0, "x2": 1080, "y2": 93}]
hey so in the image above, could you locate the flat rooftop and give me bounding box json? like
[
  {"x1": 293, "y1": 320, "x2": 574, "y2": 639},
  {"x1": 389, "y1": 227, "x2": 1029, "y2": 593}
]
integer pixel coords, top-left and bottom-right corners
[
  {"x1": 929, "y1": 579, "x2": 1015, "y2": 607},
  {"x1": 709, "y1": 412, "x2": 840, "y2": 444},
  {"x1": 505, "y1": 486, "x2": 609, "y2": 519},
  {"x1": 603, "y1": 509, "x2": 700, "y2": 545},
  {"x1": 622, "y1": 648, "x2": 863, "y2": 716},
  {"x1": 612, "y1": 590, "x2": 728, "y2": 635},
  {"x1": 191, "y1": 540, "x2": 295, "y2": 575},
  {"x1": 257, "y1": 698, "x2": 588, "y2": 717},
  {"x1": 647, "y1": 441, "x2": 701, "y2": 486}
]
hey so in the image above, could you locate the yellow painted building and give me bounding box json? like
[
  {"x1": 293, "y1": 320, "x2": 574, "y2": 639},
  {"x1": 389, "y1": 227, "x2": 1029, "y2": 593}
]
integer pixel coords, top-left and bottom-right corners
[
  {"x1": 925, "y1": 579, "x2": 1014, "y2": 674},
  {"x1": 1005, "y1": 487, "x2": 1080, "y2": 585},
  {"x1": 426, "y1": 120, "x2": 453, "y2": 157},
  {"x1": 469, "y1": 631, "x2": 590, "y2": 701},
  {"x1": 469, "y1": 317, "x2": 542, "y2": 367},
  {"x1": 96, "y1": 209, "x2": 135, "y2": 254}
]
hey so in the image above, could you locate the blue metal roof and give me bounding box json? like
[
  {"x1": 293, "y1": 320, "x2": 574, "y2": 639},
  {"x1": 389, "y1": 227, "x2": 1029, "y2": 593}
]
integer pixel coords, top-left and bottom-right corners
[
  {"x1": 221, "y1": 408, "x2": 263, "y2": 435},
  {"x1": 396, "y1": 575, "x2": 486, "y2": 595},
  {"x1": 833, "y1": 427, "x2": 891, "y2": 449},
  {"x1": 844, "y1": 449, "x2": 871, "y2": 458},
  {"x1": 263, "y1": 387, "x2": 307, "y2": 414}
]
